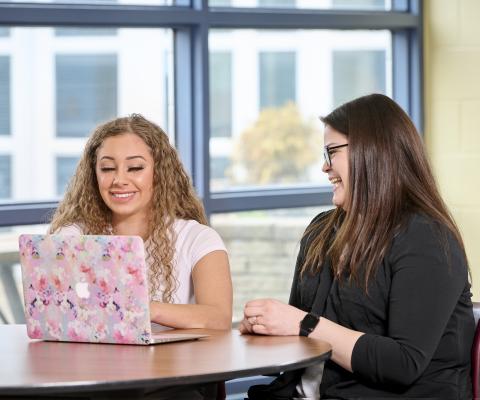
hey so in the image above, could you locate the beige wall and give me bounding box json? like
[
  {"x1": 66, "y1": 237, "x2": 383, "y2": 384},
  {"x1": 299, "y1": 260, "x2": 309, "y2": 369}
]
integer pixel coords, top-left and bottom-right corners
[{"x1": 424, "y1": 0, "x2": 480, "y2": 298}]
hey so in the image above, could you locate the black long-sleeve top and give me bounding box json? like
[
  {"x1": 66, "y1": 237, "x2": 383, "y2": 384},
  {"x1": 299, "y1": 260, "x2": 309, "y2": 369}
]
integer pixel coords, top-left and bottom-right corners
[{"x1": 289, "y1": 211, "x2": 474, "y2": 399}]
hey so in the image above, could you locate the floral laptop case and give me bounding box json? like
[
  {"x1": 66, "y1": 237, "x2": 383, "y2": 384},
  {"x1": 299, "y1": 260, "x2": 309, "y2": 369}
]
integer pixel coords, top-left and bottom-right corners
[{"x1": 18, "y1": 234, "x2": 157, "y2": 345}]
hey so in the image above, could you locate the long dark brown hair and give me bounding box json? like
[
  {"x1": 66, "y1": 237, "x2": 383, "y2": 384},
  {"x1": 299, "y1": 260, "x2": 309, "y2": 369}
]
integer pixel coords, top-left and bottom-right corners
[
  {"x1": 50, "y1": 114, "x2": 207, "y2": 302},
  {"x1": 302, "y1": 94, "x2": 467, "y2": 287}
]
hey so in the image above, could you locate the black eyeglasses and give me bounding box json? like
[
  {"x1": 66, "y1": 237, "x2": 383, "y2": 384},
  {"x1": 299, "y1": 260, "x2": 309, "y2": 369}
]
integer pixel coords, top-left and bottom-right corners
[{"x1": 323, "y1": 143, "x2": 348, "y2": 167}]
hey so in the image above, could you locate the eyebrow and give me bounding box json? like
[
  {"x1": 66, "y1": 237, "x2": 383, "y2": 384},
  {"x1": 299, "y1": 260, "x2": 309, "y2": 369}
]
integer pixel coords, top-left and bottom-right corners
[{"x1": 99, "y1": 155, "x2": 147, "y2": 161}]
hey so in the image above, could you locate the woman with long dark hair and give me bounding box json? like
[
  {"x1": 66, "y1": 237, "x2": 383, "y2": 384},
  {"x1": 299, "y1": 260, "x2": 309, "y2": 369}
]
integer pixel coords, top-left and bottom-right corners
[{"x1": 241, "y1": 94, "x2": 474, "y2": 399}]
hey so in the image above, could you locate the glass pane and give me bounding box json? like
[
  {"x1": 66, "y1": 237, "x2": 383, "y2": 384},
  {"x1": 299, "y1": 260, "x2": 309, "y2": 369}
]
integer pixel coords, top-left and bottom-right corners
[
  {"x1": 332, "y1": 0, "x2": 387, "y2": 10},
  {"x1": 56, "y1": 54, "x2": 118, "y2": 137},
  {"x1": 209, "y1": 29, "x2": 391, "y2": 191},
  {"x1": 0, "y1": 224, "x2": 48, "y2": 324},
  {"x1": 0, "y1": 0, "x2": 181, "y2": 5},
  {"x1": 210, "y1": 52, "x2": 232, "y2": 138},
  {"x1": 259, "y1": 51, "x2": 296, "y2": 109},
  {"x1": 259, "y1": 0, "x2": 295, "y2": 7},
  {"x1": 209, "y1": 0, "x2": 390, "y2": 10},
  {"x1": 0, "y1": 27, "x2": 173, "y2": 204},
  {"x1": 55, "y1": 28, "x2": 117, "y2": 36},
  {"x1": 0, "y1": 155, "x2": 11, "y2": 199},
  {"x1": 0, "y1": 29, "x2": 9, "y2": 37},
  {"x1": 56, "y1": 156, "x2": 80, "y2": 195},
  {"x1": 210, "y1": 0, "x2": 231, "y2": 5},
  {"x1": 210, "y1": 206, "x2": 332, "y2": 322},
  {"x1": 0, "y1": 56, "x2": 10, "y2": 135},
  {"x1": 333, "y1": 49, "x2": 386, "y2": 108}
]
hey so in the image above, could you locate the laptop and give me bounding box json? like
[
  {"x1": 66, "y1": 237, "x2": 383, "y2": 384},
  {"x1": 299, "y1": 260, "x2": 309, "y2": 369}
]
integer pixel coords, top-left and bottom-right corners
[{"x1": 18, "y1": 233, "x2": 208, "y2": 345}]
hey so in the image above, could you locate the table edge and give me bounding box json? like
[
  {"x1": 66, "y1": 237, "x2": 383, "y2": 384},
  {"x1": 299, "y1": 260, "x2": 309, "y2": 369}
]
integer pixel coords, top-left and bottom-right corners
[{"x1": 0, "y1": 350, "x2": 332, "y2": 395}]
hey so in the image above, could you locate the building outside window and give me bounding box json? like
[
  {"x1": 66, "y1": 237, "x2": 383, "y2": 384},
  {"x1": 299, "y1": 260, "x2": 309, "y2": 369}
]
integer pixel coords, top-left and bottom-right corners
[
  {"x1": 56, "y1": 54, "x2": 118, "y2": 138},
  {"x1": 0, "y1": 27, "x2": 172, "y2": 204},
  {"x1": 333, "y1": 0, "x2": 387, "y2": 10},
  {"x1": 333, "y1": 49, "x2": 386, "y2": 108},
  {"x1": 0, "y1": 56, "x2": 10, "y2": 136},
  {"x1": 259, "y1": 51, "x2": 296, "y2": 110},
  {"x1": 209, "y1": 0, "x2": 231, "y2": 6},
  {"x1": 209, "y1": 29, "x2": 391, "y2": 192},
  {"x1": 55, "y1": 28, "x2": 117, "y2": 36},
  {"x1": 56, "y1": 156, "x2": 80, "y2": 196},
  {"x1": 258, "y1": 0, "x2": 296, "y2": 8},
  {"x1": 0, "y1": 0, "x2": 171, "y2": 4},
  {"x1": 210, "y1": 51, "x2": 232, "y2": 138},
  {"x1": 215, "y1": 0, "x2": 389, "y2": 10},
  {"x1": 0, "y1": 155, "x2": 11, "y2": 199}
]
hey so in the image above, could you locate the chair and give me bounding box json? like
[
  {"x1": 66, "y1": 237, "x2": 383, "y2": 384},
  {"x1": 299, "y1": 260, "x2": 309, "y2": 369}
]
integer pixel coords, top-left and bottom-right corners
[{"x1": 471, "y1": 302, "x2": 480, "y2": 399}]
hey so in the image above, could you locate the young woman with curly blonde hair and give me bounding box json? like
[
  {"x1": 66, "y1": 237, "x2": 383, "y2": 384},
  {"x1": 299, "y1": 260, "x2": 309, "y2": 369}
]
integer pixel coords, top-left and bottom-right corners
[{"x1": 50, "y1": 114, "x2": 232, "y2": 333}]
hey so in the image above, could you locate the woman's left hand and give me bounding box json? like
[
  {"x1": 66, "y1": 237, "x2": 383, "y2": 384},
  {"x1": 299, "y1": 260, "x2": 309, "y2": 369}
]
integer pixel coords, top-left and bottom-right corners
[{"x1": 240, "y1": 298, "x2": 307, "y2": 336}]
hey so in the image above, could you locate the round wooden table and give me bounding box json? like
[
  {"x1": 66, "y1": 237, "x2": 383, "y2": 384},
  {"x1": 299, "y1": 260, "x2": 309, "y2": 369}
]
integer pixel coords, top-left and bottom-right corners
[{"x1": 0, "y1": 324, "x2": 331, "y2": 399}]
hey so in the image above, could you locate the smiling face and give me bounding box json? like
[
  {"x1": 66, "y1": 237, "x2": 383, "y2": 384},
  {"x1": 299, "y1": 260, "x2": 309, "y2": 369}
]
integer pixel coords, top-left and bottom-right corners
[
  {"x1": 322, "y1": 125, "x2": 349, "y2": 209},
  {"x1": 95, "y1": 133, "x2": 154, "y2": 224}
]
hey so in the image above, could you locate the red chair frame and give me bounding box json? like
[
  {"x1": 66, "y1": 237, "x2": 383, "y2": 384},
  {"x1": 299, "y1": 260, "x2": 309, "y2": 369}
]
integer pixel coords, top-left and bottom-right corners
[{"x1": 472, "y1": 302, "x2": 480, "y2": 399}]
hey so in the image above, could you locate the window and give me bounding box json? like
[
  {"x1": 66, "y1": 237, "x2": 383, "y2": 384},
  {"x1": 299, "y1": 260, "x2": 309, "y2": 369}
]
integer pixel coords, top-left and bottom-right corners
[
  {"x1": 209, "y1": 29, "x2": 391, "y2": 192},
  {"x1": 56, "y1": 156, "x2": 80, "y2": 196},
  {"x1": 260, "y1": 51, "x2": 296, "y2": 110},
  {"x1": 0, "y1": 56, "x2": 10, "y2": 136},
  {"x1": 210, "y1": 52, "x2": 232, "y2": 138},
  {"x1": 0, "y1": 27, "x2": 172, "y2": 204},
  {"x1": 211, "y1": 156, "x2": 232, "y2": 182},
  {"x1": 0, "y1": 155, "x2": 11, "y2": 200},
  {"x1": 333, "y1": 0, "x2": 387, "y2": 10},
  {"x1": 1, "y1": 0, "x2": 176, "y2": 5},
  {"x1": 55, "y1": 28, "x2": 117, "y2": 36},
  {"x1": 258, "y1": 0, "x2": 296, "y2": 7},
  {"x1": 56, "y1": 54, "x2": 118, "y2": 138},
  {"x1": 212, "y1": 0, "x2": 390, "y2": 10},
  {"x1": 209, "y1": 0, "x2": 231, "y2": 6},
  {"x1": 0, "y1": 1, "x2": 423, "y2": 327},
  {"x1": 333, "y1": 49, "x2": 386, "y2": 108}
]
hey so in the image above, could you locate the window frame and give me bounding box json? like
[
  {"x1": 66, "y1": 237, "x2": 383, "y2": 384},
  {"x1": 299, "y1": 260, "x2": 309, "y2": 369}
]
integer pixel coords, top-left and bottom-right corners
[{"x1": 0, "y1": 0, "x2": 423, "y2": 226}]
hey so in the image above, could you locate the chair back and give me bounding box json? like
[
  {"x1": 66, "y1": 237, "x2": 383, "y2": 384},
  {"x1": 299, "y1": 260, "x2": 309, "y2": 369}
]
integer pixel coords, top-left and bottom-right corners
[{"x1": 472, "y1": 302, "x2": 480, "y2": 399}]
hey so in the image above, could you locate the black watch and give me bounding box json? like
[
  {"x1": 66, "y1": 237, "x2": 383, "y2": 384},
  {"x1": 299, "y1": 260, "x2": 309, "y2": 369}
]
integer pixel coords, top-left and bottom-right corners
[{"x1": 299, "y1": 312, "x2": 320, "y2": 337}]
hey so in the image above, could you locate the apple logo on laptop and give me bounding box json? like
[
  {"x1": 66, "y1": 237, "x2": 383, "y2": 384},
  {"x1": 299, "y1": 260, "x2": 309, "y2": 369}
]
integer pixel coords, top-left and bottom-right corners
[{"x1": 75, "y1": 282, "x2": 90, "y2": 299}]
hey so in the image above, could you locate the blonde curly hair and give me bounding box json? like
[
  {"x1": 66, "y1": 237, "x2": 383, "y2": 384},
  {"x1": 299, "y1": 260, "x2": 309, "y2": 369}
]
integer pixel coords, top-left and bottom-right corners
[{"x1": 49, "y1": 114, "x2": 208, "y2": 303}]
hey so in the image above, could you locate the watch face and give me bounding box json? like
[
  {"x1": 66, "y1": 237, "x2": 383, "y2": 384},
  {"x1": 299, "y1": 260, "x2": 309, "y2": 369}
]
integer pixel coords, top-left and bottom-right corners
[
  {"x1": 300, "y1": 313, "x2": 319, "y2": 336},
  {"x1": 302, "y1": 314, "x2": 319, "y2": 330}
]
